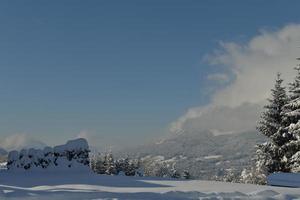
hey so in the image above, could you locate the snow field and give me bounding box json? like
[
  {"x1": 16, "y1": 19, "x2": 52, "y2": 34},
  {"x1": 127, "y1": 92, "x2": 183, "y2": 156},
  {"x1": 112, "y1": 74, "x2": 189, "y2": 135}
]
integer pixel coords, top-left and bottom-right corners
[{"x1": 0, "y1": 171, "x2": 299, "y2": 200}]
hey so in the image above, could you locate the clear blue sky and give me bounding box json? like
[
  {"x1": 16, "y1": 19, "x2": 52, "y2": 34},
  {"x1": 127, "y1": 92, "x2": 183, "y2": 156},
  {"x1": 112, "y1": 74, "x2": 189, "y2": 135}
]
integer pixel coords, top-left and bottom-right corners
[{"x1": 0, "y1": 0, "x2": 299, "y2": 147}]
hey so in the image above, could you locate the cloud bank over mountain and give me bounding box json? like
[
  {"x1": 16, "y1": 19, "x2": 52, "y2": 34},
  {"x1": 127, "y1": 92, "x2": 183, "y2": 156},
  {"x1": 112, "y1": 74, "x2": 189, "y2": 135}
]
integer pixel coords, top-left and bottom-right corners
[
  {"x1": 171, "y1": 24, "x2": 300, "y2": 134},
  {"x1": 0, "y1": 134, "x2": 46, "y2": 151}
]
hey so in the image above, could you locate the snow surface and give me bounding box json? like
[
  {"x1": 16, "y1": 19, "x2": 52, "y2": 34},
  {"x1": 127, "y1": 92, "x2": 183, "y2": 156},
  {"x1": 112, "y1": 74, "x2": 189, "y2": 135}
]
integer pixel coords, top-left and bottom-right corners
[
  {"x1": 0, "y1": 162, "x2": 7, "y2": 170},
  {"x1": 0, "y1": 171, "x2": 299, "y2": 200},
  {"x1": 203, "y1": 155, "x2": 223, "y2": 160}
]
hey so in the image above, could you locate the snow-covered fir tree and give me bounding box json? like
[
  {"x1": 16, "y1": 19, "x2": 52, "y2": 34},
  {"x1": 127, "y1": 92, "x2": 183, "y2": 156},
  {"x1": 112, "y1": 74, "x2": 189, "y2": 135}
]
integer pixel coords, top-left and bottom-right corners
[
  {"x1": 256, "y1": 73, "x2": 288, "y2": 173},
  {"x1": 223, "y1": 168, "x2": 241, "y2": 183},
  {"x1": 170, "y1": 163, "x2": 180, "y2": 178},
  {"x1": 258, "y1": 73, "x2": 288, "y2": 138},
  {"x1": 128, "y1": 159, "x2": 138, "y2": 176},
  {"x1": 104, "y1": 153, "x2": 117, "y2": 175},
  {"x1": 282, "y1": 66, "x2": 300, "y2": 126},
  {"x1": 115, "y1": 157, "x2": 128, "y2": 175},
  {"x1": 99, "y1": 155, "x2": 107, "y2": 174},
  {"x1": 116, "y1": 157, "x2": 136, "y2": 176},
  {"x1": 247, "y1": 65, "x2": 300, "y2": 184},
  {"x1": 242, "y1": 73, "x2": 288, "y2": 184},
  {"x1": 280, "y1": 65, "x2": 300, "y2": 172},
  {"x1": 90, "y1": 153, "x2": 97, "y2": 171},
  {"x1": 182, "y1": 170, "x2": 190, "y2": 179}
]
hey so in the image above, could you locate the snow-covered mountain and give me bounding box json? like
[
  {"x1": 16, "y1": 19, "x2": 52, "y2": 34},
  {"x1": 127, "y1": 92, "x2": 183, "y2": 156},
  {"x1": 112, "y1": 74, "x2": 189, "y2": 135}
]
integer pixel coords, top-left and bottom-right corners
[{"x1": 118, "y1": 129, "x2": 266, "y2": 179}]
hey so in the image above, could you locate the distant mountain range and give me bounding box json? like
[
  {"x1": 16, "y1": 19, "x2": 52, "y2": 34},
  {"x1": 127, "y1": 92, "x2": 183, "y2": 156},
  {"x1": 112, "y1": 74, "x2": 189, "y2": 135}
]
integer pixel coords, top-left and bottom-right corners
[
  {"x1": 0, "y1": 136, "x2": 46, "y2": 152},
  {"x1": 0, "y1": 137, "x2": 46, "y2": 156},
  {"x1": 118, "y1": 129, "x2": 266, "y2": 179}
]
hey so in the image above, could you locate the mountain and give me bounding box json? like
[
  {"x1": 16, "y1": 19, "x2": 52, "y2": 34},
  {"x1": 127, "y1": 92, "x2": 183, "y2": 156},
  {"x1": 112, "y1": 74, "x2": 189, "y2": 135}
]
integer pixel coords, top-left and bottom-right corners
[{"x1": 117, "y1": 129, "x2": 266, "y2": 179}]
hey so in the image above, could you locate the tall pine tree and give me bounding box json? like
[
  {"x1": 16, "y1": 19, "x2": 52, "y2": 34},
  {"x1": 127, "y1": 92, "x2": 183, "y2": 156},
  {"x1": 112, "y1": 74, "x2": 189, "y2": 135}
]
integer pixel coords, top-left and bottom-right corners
[
  {"x1": 283, "y1": 65, "x2": 300, "y2": 126},
  {"x1": 258, "y1": 73, "x2": 288, "y2": 138},
  {"x1": 255, "y1": 73, "x2": 288, "y2": 175},
  {"x1": 246, "y1": 64, "x2": 300, "y2": 183},
  {"x1": 280, "y1": 65, "x2": 300, "y2": 171}
]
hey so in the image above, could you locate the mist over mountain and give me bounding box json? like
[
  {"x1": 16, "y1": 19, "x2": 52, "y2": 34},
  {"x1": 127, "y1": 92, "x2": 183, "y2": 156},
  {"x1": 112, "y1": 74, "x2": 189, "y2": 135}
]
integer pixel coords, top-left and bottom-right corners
[
  {"x1": 0, "y1": 134, "x2": 46, "y2": 152},
  {"x1": 117, "y1": 129, "x2": 266, "y2": 179}
]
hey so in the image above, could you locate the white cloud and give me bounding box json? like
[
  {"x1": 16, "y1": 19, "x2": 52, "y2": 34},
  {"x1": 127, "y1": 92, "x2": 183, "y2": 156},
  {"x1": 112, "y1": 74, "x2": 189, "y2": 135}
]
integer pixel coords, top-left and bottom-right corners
[
  {"x1": 171, "y1": 23, "x2": 300, "y2": 134},
  {"x1": 0, "y1": 134, "x2": 46, "y2": 151},
  {"x1": 76, "y1": 130, "x2": 90, "y2": 141},
  {"x1": 170, "y1": 103, "x2": 262, "y2": 135},
  {"x1": 207, "y1": 73, "x2": 230, "y2": 83},
  {"x1": 75, "y1": 130, "x2": 112, "y2": 151}
]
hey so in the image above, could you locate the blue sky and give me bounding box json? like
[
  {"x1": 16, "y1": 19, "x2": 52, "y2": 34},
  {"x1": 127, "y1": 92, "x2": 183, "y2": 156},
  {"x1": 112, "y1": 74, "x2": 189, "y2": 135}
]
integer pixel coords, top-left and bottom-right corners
[{"x1": 0, "y1": 0, "x2": 300, "y2": 147}]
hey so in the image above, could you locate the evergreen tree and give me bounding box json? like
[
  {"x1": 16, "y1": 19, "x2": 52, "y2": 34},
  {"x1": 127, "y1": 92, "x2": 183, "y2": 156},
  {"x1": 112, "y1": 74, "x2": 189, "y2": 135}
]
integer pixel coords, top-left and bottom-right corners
[
  {"x1": 182, "y1": 170, "x2": 190, "y2": 179},
  {"x1": 282, "y1": 66, "x2": 300, "y2": 126},
  {"x1": 255, "y1": 142, "x2": 281, "y2": 173},
  {"x1": 115, "y1": 157, "x2": 140, "y2": 176},
  {"x1": 254, "y1": 65, "x2": 300, "y2": 177},
  {"x1": 115, "y1": 157, "x2": 128, "y2": 175},
  {"x1": 222, "y1": 168, "x2": 240, "y2": 183},
  {"x1": 255, "y1": 73, "x2": 288, "y2": 175},
  {"x1": 170, "y1": 164, "x2": 180, "y2": 179},
  {"x1": 90, "y1": 153, "x2": 97, "y2": 172},
  {"x1": 257, "y1": 73, "x2": 288, "y2": 138},
  {"x1": 280, "y1": 65, "x2": 300, "y2": 171},
  {"x1": 105, "y1": 152, "x2": 117, "y2": 175},
  {"x1": 125, "y1": 160, "x2": 137, "y2": 176},
  {"x1": 93, "y1": 153, "x2": 107, "y2": 174}
]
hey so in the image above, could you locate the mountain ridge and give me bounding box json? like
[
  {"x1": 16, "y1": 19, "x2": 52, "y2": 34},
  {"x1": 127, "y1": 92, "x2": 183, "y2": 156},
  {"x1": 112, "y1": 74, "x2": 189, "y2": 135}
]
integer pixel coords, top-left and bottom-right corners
[{"x1": 117, "y1": 129, "x2": 267, "y2": 179}]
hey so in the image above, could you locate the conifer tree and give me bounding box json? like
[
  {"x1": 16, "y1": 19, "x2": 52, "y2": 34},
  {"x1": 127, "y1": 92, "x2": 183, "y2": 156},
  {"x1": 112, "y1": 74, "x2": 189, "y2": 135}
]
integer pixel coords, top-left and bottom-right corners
[
  {"x1": 280, "y1": 65, "x2": 300, "y2": 171},
  {"x1": 258, "y1": 73, "x2": 288, "y2": 138},
  {"x1": 105, "y1": 152, "x2": 117, "y2": 175},
  {"x1": 255, "y1": 73, "x2": 288, "y2": 174},
  {"x1": 182, "y1": 170, "x2": 191, "y2": 179},
  {"x1": 93, "y1": 153, "x2": 107, "y2": 174},
  {"x1": 282, "y1": 65, "x2": 300, "y2": 126},
  {"x1": 170, "y1": 163, "x2": 180, "y2": 179}
]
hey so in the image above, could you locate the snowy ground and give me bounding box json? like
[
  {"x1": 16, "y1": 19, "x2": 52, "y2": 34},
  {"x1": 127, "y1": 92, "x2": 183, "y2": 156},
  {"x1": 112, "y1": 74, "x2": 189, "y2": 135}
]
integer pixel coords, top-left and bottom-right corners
[{"x1": 0, "y1": 171, "x2": 299, "y2": 200}]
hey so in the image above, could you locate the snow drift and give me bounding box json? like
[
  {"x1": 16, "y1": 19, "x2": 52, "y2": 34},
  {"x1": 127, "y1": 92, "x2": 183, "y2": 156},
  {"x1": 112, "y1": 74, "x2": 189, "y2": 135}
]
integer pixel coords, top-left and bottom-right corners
[
  {"x1": 0, "y1": 171, "x2": 299, "y2": 199},
  {"x1": 6, "y1": 138, "x2": 90, "y2": 171}
]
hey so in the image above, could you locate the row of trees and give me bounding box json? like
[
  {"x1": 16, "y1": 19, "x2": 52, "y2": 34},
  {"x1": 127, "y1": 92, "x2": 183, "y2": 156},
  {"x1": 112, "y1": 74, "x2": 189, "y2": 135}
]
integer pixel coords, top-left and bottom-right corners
[
  {"x1": 140, "y1": 156, "x2": 190, "y2": 179},
  {"x1": 90, "y1": 153, "x2": 190, "y2": 179},
  {"x1": 7, "y1": 138, "x2": 90, "y2": 171},
  {"x1": 90, "y1": 153, "x2": 141, "y2": 176},
  {"x1": 242, "y1": 65, "x2": 300, "y2": 184}
]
